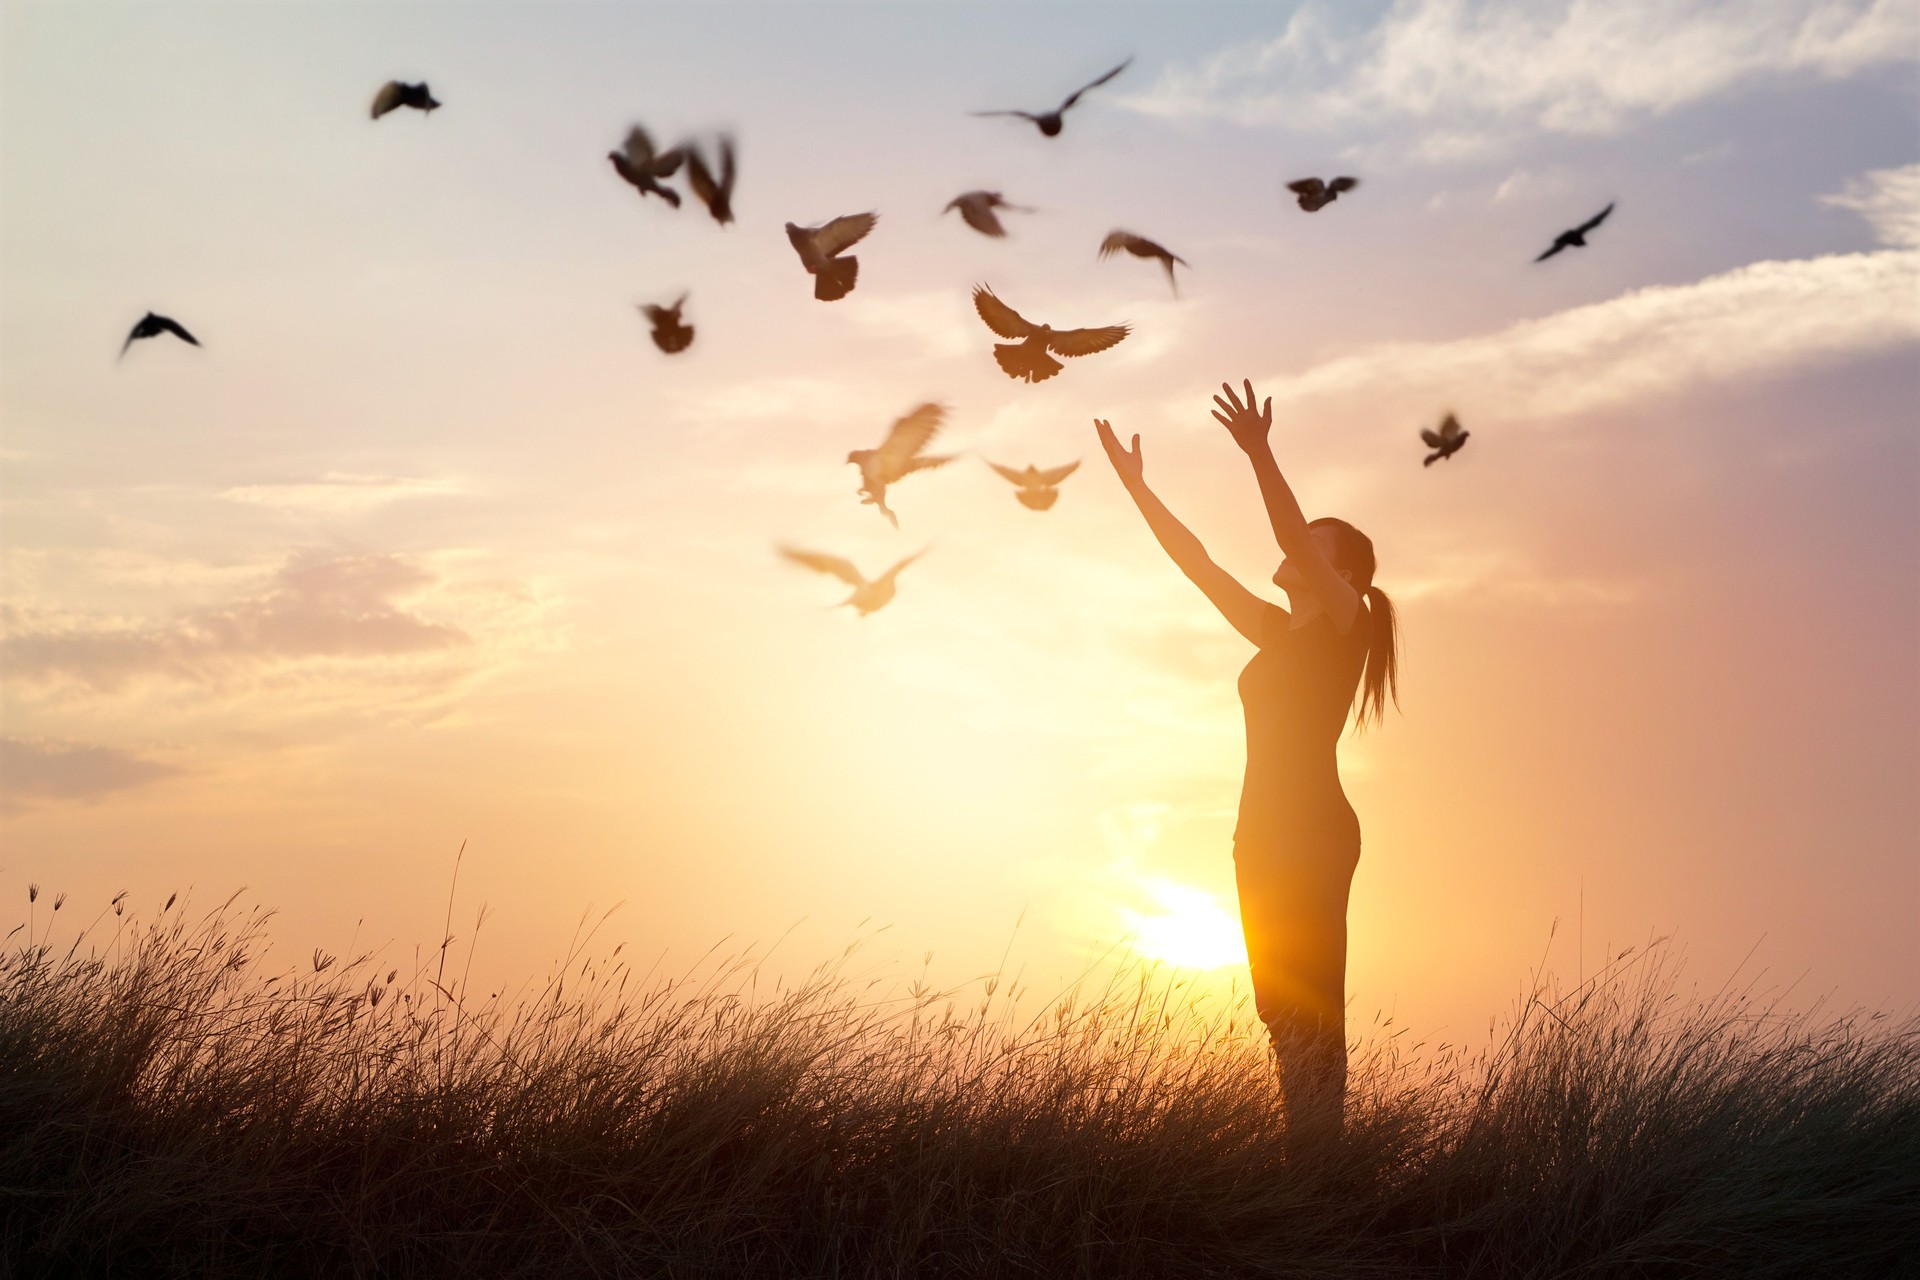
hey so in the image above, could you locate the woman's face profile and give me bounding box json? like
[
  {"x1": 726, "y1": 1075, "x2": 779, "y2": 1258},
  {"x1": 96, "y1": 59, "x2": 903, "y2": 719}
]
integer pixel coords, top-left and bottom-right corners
[{"x1": 1273, "y1": 527, "x2": 1346, "y2": 591}]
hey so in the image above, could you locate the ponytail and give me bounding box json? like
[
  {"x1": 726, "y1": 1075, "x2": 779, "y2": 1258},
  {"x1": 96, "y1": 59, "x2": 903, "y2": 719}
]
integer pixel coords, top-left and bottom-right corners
[
  {"x1": 1306, "y1": 515, "x2": 1401, "y2": 733},
  {"x1": 1354, "y1": 584, "x2": 1399, "y2": 732}
]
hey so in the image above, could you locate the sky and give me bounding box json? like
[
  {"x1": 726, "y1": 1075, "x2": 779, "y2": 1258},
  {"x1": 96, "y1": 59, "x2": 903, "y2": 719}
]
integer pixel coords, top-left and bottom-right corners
[{"x1": 3, "y1": 0, "x2": 1916, "y2": 1040}]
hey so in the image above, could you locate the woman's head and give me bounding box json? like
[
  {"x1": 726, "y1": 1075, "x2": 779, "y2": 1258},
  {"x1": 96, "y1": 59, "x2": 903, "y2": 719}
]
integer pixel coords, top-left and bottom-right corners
[{"x1": 1280, "y1": 517, "x2": 1399, "y2": 731}]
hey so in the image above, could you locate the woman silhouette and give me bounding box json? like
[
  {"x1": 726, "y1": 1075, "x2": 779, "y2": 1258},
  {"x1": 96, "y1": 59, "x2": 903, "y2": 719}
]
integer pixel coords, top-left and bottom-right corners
[{"x1": 1096, "y1": 380, "x2": 1399, "y2": 1143}]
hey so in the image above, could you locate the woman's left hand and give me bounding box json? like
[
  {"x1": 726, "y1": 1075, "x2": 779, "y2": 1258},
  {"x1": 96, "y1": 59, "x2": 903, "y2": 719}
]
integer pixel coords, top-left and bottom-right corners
[{"x1": 1211, "y1": 380, "x2": 1273, "y2": 454}]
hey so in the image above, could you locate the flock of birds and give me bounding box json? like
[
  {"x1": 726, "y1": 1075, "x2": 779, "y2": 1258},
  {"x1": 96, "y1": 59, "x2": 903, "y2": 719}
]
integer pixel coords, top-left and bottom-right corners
[{"x1": 114, "y1": 60, "x2": 1619, "y2": 617}]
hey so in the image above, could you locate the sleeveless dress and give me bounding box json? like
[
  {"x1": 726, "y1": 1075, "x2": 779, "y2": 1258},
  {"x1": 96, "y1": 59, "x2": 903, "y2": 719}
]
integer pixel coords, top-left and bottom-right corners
[{"x1": 1232, "y1": 602, "x2": 1369, "y2": 1084}]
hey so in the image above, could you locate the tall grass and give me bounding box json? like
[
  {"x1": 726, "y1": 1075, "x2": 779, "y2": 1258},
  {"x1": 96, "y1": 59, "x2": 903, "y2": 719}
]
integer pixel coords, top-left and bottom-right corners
[{"x1": 2, "y1": 891, "x2": 1915, "y2": 1278}]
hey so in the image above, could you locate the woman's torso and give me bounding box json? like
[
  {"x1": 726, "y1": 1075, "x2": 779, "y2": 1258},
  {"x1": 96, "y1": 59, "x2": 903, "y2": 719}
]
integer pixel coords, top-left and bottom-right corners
[{"x1": 1234, "y1": 603, "x2": 1370, "y2": 858}]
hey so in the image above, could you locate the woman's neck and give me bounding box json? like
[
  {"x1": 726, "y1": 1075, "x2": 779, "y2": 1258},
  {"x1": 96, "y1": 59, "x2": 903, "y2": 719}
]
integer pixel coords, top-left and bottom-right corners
[{"x1": 1284, "y1": 591, "x2": 1325, "y2": 630}]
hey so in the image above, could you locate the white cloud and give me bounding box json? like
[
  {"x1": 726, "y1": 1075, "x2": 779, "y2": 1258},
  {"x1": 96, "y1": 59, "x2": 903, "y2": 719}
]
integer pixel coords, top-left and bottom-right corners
[
  {"x1": 1128, "y1": 0, "x2": 1918, "y2": 159},
  {"x1": 219, "y1": 473, "x2": 474, "y2": 514},
  {"x1": 1242, "y1": 246, "x2": 1919, "y2": 428},
  {"x1": 1821, "y1": 163, "x2": 1920, "y2": 248}
]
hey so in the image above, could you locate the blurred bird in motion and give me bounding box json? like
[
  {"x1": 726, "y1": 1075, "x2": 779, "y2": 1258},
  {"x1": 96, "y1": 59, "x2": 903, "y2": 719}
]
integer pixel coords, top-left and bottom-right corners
[
  {"x1": 971, "y1": 57, "x2": 1131, "y2": 137},
  {"x1": 684, "y1": 136, "x2": 737, "y2": 225},
  {"x1": 1536, "y1": 202, "x2": 1614, "y2": 261},
  {"x1": 1421, "y1": 412, "x2": 1469, "y2": 466},
  {"x1": 1099, "y1": 230, "x2": 1187, "y2": 294},
  {"x1": 119, "y1": 312, "x2": 200, "y2": 360},
  {"x1": 786, "y1": 212, "x2": 877, "y2": 301},
  {"x1": 779, "y1": 546, "x2": 926, "y2": 616},
  {"x1": 945, "y1": 190, "x2": 1032, "y2": 238},
  {"x1": 1287, "y1": 176, "x2": 1359, "y2": 212},
  {"x1": 639, "y1": 295, "x2": 694, "y2": 353},
  {"x1": 847, "y1": 403, "x2": 953, "y2": 527},
  {"x1": 608, "y1": 126, "x2": 686, "y2": 207},
  {"x1": 988, "y1": 459, "x2": 1080, "y2": 510},
  {"x1": 371, "y1": 81, "x2": 440, "y2": 120},
  {"x1": 972, "y1": 285, "x2": 1128, "y2": 383}
]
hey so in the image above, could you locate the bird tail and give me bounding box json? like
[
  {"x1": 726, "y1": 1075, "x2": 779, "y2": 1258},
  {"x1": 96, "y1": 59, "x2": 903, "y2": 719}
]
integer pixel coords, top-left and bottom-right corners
[
  {"x1": 1424, "y1": 452, "x2": 1440, "y2": 467},
  {"x1": 1016, "y1": 489, "x2": 1057, "y2": 510},
  {"x1": 994, "y1": 343, "x2": 1061, "y2": 383},
  {"x1": 814, "y1": 256, "x2": 859, "y2": 301}
]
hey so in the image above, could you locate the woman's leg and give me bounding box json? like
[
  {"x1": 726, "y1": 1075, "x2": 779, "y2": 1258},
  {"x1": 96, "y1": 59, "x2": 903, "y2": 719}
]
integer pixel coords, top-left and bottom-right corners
[{"x1": 1233, "y1": 846, "x2": 1353, "y2": 1146}]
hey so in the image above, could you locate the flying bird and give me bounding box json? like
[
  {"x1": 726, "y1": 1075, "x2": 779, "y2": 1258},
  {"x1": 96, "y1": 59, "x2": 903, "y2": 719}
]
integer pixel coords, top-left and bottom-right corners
[
  {"x1": 607, "y1": 126, "x2": 686, "y2": 207},
  {"x1": 786, "y1": 212, "x2": 877, "y2": 301},
  {"x1": 1535, "y1": 202, "x2": 1614, "y2": 261},
  {"x1": 639, "y1": 295, "x2": 693, "y2": 353},
  {"x1": 371, "y1": 81, "x2": 440, "y2": 119},
  {"x1": 944, "y1": 190, "x2": 1031, "y2": 238},
  {"x1": 1287, "y1": 176, "x2": 1359, "y2": 212},
  {"x1": 971, "y1": 57, "x2": 1131, "y2": 137},
  {"x1": 684, "y1": 135, "x2": 737, "y2": 225},
  {"x1": 779, "y1": 546, "x2": 926, "y2": 617},
  {"x1": 988, "y1": 459, "x2": 1080, "y2": 511},
  {"x1": 847, "y1": 403, "x2": 953, "y2": 528},
  {"x1": 119, "y1": 312, "x2": 200, "y2": 359},
  {"x1": 1421, "y1": 412, "x2": 1469, "y2": 466},
  {"x1": 971, "y1": 285, "x2": 1128, "y2": 384},
  {"x1": 1099, "y1": 230, "x2": 1187, "y2": 294}
]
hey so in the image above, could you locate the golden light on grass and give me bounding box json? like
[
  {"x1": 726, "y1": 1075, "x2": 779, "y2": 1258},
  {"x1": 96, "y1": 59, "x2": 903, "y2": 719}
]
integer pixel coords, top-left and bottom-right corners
[{"x1": 1121, "y1": 876, "x2": 1247, "y2": 971}]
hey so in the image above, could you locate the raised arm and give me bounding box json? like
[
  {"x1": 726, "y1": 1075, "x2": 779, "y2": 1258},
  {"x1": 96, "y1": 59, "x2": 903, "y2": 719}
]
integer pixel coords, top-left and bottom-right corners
[
  {"x1": 1211, "y1": 381, "x2": 1360, "y2": 633},
  {"x1": 1095, "y1": 418, "x2": 1267, "y2": 644}
]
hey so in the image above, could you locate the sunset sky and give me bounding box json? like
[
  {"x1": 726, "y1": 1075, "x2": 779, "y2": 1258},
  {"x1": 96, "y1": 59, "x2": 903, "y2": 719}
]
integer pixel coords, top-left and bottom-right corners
[{"x1": 3, "y1": 0, "x2": 1916, "y2": 1038}]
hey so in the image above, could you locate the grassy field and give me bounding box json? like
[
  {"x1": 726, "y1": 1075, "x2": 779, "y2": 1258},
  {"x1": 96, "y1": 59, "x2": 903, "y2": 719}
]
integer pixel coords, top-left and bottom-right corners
[{"x1": 2, "y1": 891, "x2": 1915, "y2": 1278}]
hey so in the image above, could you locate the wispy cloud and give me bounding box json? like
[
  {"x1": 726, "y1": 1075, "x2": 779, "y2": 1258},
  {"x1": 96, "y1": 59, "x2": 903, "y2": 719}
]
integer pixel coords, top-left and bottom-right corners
[
  {"x1": 219, "y1": 473, "x2": 475, "y2": 514},
  {"x1": 3, "y1": 551, "x2": 470, "y2": 692},
  {"x1": 1240, "y1": 245, "x2": 1919, "y2": 429},
  {"x1": 1128, "y1": 0, "x2": 1917, "y2": 159},
  {"x1": 1821, "y1": 162, "x2": 1920, "y2": 248},
  {"x1": 0, "y1": 737, "x2": 181, "y2": 808}
]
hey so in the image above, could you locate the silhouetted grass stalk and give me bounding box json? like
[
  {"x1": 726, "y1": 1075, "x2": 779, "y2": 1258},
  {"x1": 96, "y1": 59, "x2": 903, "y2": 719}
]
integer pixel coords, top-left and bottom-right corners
[{"x1": 1, "y1": 890, "x2": 1915, "y2": 1277}]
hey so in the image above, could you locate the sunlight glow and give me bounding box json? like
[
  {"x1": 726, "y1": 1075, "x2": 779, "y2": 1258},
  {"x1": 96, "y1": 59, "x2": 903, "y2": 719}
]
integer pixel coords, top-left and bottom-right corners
[{"x1": 1122, "y1": 877, "x2": 1248, "y2": 971}]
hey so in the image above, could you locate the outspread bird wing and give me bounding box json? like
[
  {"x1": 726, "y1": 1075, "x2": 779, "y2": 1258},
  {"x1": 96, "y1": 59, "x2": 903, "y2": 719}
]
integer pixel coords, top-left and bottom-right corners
[
  {"x1": 1097, "y1": 230, "x2": 1140, "y2": 259},
  {"x1": 954, "y1": 196, "x2": 1006, "y2": 237},
  {"x1": 987, "y1": 461, "x2": 1031, "y2": 486},
  {"x1": 371, "y1": 81, "x2": 407, "y2": 119},
  {"x1": 876, "y1": 403, "x2": 947, "y2": 469},
  {"x1": 780, "y1": 547, "x2": 865, "y2": 587},
  {"x1": 1534, "y1": 240, "x2": 1567, "y2": 262},
  {"x1": 155, "y1": 315, "x2": 199, "y2": 346},
  {"x1": 621, "y1": 126, "x2": 660, "y2": 167},
  {"x1": 811, "y1": 212, "x2": 877, "y2": 258},
  {"x1": 685, "y1": 137, "x2": 736, "y2": 220},
  {"x1": 1045, "y1": 325, "x2": 1129, "y2": 357},
  {"x1": 1058, "y1": 57, "x2": 1132, "y2": 111},
  {"x1": 1420, "y1": 429, "x2": 1446, "y2": 448},
  {"x1": 1287, "y1": 178, "x2": 1327, "y2": 198},
  {"x1": 1437, "y1": 412, "x2": 1461, "y2": 441},
  {"x1": 876, "y1": 549, "x2": 927, "y2": 587},
  {"x1": 972, "y1": 286, "x2": 1034, "y2": 339},
  {"x1": 1328, "y1": 176, "x2": 1360, "y2": 194},
  {"x1": 1576, "y1": 202, "x2": 1615, "y2": 234},
  {"x1": 898, "y1": 453, "x2": 955, "y2": 478},
  {"x1": 1033, "y1": 460, "x2": 1080, "y2": 486},
  {"x1": 970, "y1": 109, "x2": 1040, "y2": 122}
]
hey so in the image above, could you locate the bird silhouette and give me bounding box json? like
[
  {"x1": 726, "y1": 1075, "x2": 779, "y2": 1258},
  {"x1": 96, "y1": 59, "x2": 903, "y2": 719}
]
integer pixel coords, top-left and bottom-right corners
[
  {"x1": 971, "y1": 57, "x2": 1131, "y2": 137},
  {"x1": 779, "y1": 546, "x2": 926, "y2": 616},
  {"x1": 786, "y1": 212, "x2": 877, "y2": 302},
  {"x1": 1421, "y1": 412, "x2": 1469, "y2": 466},
  {"x1": 608, "y1": 126, "x2": 686, "y2": 207},
  {"x1": 639, "y1": 295, "x2": 693, "y2": 353},
  {"x1": 371, "y1": 81, "x2": 440, "y2": 119},
  {"x1": 119, "y1": 312, "x2": 200, "y2": 360},
  {"x1": 1535, "y1": 202, "x2": 1614, "y2": 261},
  {"x1": 971, "y1": 285, "x2": 1128, "y2": 384},
  {"x1": 988, "y1": 459, "x2": 1081, "y2": 510},
  {"x1": 945, "y1": 190, "x2": 1032, "y2": 238},
  {"x1": 847, "y1": 403, "x2": 953, "y2": 527},
  {"x1": 1099, "y1": 230, "x2": 1187, "y2": 294},
  {"x1": 1287, "y1": 176, "x2": 1359, "y2": 212},
  {"x1": 684, "y1": 136, "x2": 737, "y2": 225}
]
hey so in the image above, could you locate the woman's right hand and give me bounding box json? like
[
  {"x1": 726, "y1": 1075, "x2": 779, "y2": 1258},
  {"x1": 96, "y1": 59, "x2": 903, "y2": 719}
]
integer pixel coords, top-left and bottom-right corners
[{"x1": 1095, "y1": 418, "x2": 1144, "y2": 488}]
